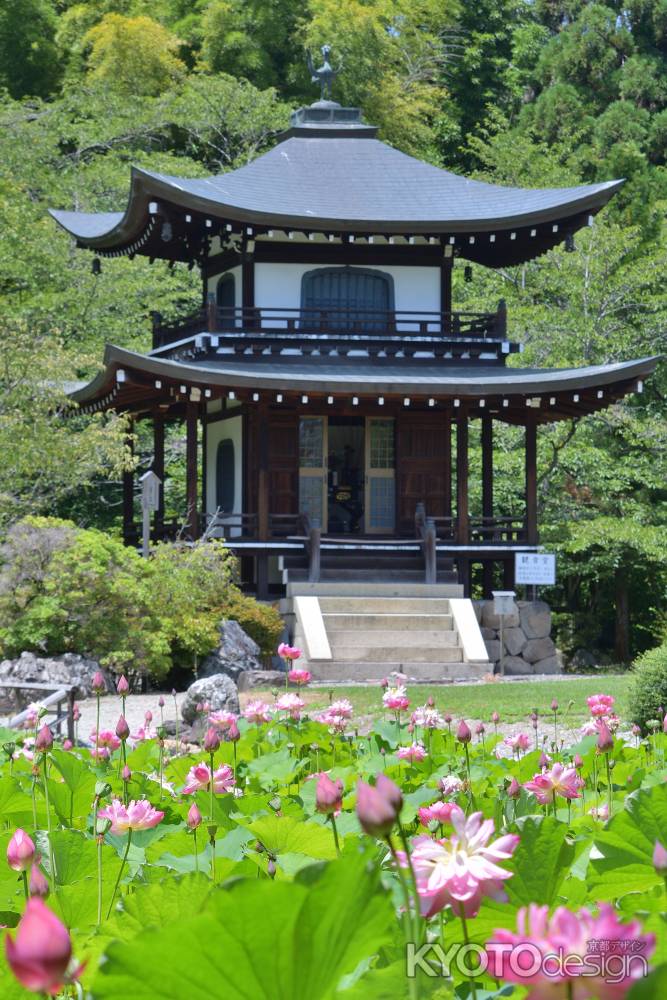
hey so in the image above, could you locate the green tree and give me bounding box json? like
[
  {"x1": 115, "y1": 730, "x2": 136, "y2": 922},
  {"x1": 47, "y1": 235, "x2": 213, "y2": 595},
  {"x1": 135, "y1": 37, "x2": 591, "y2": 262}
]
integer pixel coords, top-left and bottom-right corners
[{"x1": 83, "y1": 13, "x2": 185, "y2": 96}]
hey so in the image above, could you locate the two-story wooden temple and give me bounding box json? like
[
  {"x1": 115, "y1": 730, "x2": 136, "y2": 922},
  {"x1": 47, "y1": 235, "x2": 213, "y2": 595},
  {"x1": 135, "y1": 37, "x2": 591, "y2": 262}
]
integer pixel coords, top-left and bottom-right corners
[{"x1": 51, "y1": 86, "x2": 657, "y2": 602}]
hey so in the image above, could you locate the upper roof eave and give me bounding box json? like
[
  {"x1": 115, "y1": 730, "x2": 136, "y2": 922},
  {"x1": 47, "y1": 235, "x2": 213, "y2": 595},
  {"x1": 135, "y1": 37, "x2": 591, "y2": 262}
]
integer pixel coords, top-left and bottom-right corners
[{"x1": 50, "y1": 159, "x2": 624, "y2": 251}]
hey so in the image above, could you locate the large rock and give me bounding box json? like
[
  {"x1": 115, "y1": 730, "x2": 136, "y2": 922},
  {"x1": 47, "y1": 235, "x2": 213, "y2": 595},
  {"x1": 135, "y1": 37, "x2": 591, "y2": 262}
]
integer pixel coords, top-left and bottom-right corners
[
  {"x1": 503, "y1": 627, "x2": 527, "y2": 657},
  {"x1": 199, "y1": 620, "x2": 262, "y2": 682},
  {"x1": 484, "y1": 639, "x2": 501, "y2": 663},
  {"x1": 181, "y1": 674, "x2": 239, "y2": 724},
  {"x1": 522, "y1": 636, "x2": 557, "y2": 664},
  {"x1": 237, "y1": 670, "x2": 284, "y2": 692},
  {"x1": 533, "y1": 654, "x2": 562, "y2": 675},
  {"x1": 501, "y1": 656, "x2": 534, "y2": 676},
  {"x1": 480, "y1": 627, "x2": 496, "y2": 640},
  {"x1": 519, "y1": 601, "x2": 551, "y2": 639},
  {"x1": 472, "y1": 601, "x2": 482, "y2": 624},
  {"x1": 0, "y1": 652, "x2": 111, "y2": 703},
  {"x1": 481, "y1": 600, "x2": 520, "y2": 630}
]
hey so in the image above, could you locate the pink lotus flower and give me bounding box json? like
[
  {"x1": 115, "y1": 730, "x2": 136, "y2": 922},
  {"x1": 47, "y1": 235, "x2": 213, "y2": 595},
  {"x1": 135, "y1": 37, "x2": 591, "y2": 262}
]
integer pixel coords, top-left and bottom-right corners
[
  {"x1": 5, "y1": 898, "x2": 82, "y2": 994},
  {"x1": 329, "y1": 698, "x2": 353, "y2": 719},
  {"x1": 7, "y1": 829, "x2": 35, "y2": 872},
  {"x1": 208, "y1": 710, "x2": 238, "y2": 731},
  {"x1": 504, "y1": 732, "x2": 531, "y2": 754},
  {"x1": 315, "y1": 773, "x2": 344, "y2": 816},
  {"x1": 486, "y1": 902, "x2": 655, "y2": 999},
  {"x1": 278, "y1": 642, "x2": 301, "y2": 661},
  {"x1": 397, "y1": 742, "x2": 427, "y2": 763},
  {"x1": 288, "y1": 667, "x2": 311, "y2": 686},
  {"x1": 412, "y1": 706, "x2": 445, "y2": 729},
  {"x1": 275, "y1": 693, "x2": 305, "y2": 719},
  {"x1": 418, "y1": 801, "x2": 463, "y2": 827},
  {"x1": 182, "y1": 762, "x2": 235, "y2": 795},
  {"x1": 97, "y1": 798, "x2": 164, "y2": 834},
  {"x1": 524, "y1": 763, "x2": 583, "y2": 805},
  {"x1": 587, "y1": 693, "x2": 615, "y2": 717},
  {"x1": 382, "y1": 685, "x2": 410, "y2": 712},
  {"x1": 23, "y1": 703, "x2": 41, "y2": 730},
  {"x1": 439, "y1": 775, "x2": 464, "y2": 796},
  {"x1": 243, "y1": 700, "x2": 272, "y2": 725},
  {"x1": 315, "y1": 710, "x2": 348, "y2": 732},
  {"x1": 91, "y1": 729, "x2": 121, "y2": 752},
  {"x1": 589, "y1": 803, "x2": 610, "y2": 821},
  {"x1": 399, "y1": 810, "x2": 519, "y2": 918}
]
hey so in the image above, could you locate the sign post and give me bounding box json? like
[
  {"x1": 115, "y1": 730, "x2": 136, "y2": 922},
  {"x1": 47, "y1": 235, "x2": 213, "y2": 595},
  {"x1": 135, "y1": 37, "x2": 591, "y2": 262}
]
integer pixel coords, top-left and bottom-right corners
[
  {"x1": 140, "y1": 470, "x2": 161, "y2": 558},
  {"x1": 492, "y1": 590, "x2": 516, "y2": 677}
]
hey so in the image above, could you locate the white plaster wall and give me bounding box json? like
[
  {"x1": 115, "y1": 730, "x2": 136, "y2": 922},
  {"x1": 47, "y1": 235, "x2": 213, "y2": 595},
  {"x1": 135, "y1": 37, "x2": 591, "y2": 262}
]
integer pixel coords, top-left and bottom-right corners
[
  {"x1": 205, "y1": 414, "x2": 243, "y2": 534},
  {"x1": 254, "y1": 263, "x2": 441, "y2": 330}
]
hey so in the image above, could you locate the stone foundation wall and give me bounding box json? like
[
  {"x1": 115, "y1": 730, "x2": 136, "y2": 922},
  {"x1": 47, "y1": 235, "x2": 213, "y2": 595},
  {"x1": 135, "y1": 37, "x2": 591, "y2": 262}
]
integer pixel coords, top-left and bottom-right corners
[{"x1": 472, "y1": 599, "x2": 562, "y2": 675}]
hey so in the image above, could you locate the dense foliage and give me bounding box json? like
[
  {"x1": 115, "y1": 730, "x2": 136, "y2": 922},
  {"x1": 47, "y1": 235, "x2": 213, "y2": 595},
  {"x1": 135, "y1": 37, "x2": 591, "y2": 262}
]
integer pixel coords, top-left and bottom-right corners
[
  {"x1": 0, "y1": 0, "x2": 665, "y2": 657},
  {"x1": 628, "y1": 643, "x2": 667, "y2": 733},
  {"x1": 0, "y1": 683, "x2": 665, "y2": 997},
  {"x1": 0, "y1": 517, "x2": 282, "y2": 679}
]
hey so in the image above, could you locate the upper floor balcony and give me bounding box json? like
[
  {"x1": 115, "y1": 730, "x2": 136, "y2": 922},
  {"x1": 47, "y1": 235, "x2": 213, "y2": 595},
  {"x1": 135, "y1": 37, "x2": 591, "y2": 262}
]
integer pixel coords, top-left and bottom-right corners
[{"x1": 151, "y1": 300, "x2": 511, "y2": 353}]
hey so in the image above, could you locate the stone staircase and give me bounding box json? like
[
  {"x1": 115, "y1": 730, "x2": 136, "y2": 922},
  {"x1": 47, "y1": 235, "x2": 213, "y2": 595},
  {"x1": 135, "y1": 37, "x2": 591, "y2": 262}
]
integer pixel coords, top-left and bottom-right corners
[{"x1": 281, "y1": 584, "x2": 491, "y2": 682}]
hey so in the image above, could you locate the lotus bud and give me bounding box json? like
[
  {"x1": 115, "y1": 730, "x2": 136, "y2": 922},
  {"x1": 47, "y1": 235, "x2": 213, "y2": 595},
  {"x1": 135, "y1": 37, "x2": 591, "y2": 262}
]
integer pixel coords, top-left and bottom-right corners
[
  {"x1": 475, "y1": 722, "x2": 485, "y2": 736},
  {"x1": 653, "y1": 840, "x2": 667, "y2": 874},
  {"x1": 356, "y1": 779, "x2": 399, "y2": 837},
  {"x1": 574, "y1": 753, "x2": 584, "y2": 769},
  {"x1": 507, "y1": 776, "x2": 521, "y2": 800},
  {"x1": 492, "y1": 711, "x2": 500, "y2": 724},
  {"x1": 35, "y1": 725, "x2": 53, "y2": 752},
  {"x1": 227, "y1": 721, "x2": 240, "y2": 742},
  {"x1": 315, "y1": 773, "x2": 344, "y2": 816},
  {"x1": 144, "y1": 710, "x2": 153, "y2": 724},
  {"x1": 158, "y1": 695, "x2": 165, "y2": 708},
  {"x1": 427, "y1": 696, "x2": 435, "y2": 708},
  {"x1": 63, "y1": 739, "x2": 73, "y2": 751},
  {"x1": 116, "y1": 675, "x2": 129, "y2": 696},
  {"x1": 187, "y1": 803, "x2": 202, "y2": 830},
  {"x1": 551, "y1": 699, "x2": 559, "y2": 712},
  {"x1": 539, "y1": 750, "x2": 550, "y2": 769},
  {"x1": 91, "y1": 671, "x2": 106, "y2": 694},
  {"x1": 72, "y1": 704, "x2": 81, "y2": 721},
  {"x1": 596, "y1": 719, "x2": 614, "y2": 753},
  {"x1": 444, "y1": 713, "x2": 452, "y2": 725},
  {"x1": 663, "y1": 713, "x2": 667, "y2": 735},
  {"x1": 115, "y1": 715, "x2": 130, "y2": 741},
  {"x1": 122, "y1": 765, "x2": 131, "y2": 782},
  {"x1": 267, "y1": 858, "x2": 277, "y2": 878},
  {"x1": 5, "y1": 898, "x2": 74, "y2": 993},
  {"x1": 7, "y1": 829, "x2": 35, "y2": 872},
  {"x1": 203, "y1": 727, "x2": 221, "y2": 753},
  {"x1": 456, "y1": 720, "x2": 472, "y2": 744},
  {"x1": 29, "y1": 863, "x2": 49, "y2": 898},
  {"x1": 379, "y1": 677, "x2": 389, "y2": 689}
]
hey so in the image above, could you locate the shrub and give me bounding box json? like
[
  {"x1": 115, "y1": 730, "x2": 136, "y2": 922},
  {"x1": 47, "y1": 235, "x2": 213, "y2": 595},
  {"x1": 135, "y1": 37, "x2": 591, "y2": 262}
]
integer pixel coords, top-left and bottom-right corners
[
  {"x1": 627, "y1": 643, "x2": 667, "y2": 732},
  {"x1": 222, "y1": 591, "x2": 283, "y2": 658}
]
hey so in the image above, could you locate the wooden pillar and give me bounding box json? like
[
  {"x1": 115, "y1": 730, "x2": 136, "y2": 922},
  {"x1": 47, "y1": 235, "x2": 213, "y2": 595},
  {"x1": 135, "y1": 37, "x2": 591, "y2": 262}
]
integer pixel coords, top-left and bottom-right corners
[
  {"x1": 242, "y1": 246, "x2": 255, "y2": 328},
  {"x1": 440, "y1": 255, "x2": 453, "y2": 332},
  {"x1": 481, "y1": 414, "x2": 494, "y2": 597},
  {"x1": 443, "y1": 412, "x2": 452, "y2": 520},
  {"x1": 122, "y1": 422, "x2": 134, "y2": 545},
  {"x1": 152, "y1": 413, "x2": 165, "y2": 538},
  {"x1": 456, "y1": 412, "x2": 469, "y2": 545},
  {"x1": 525, "y1": 416, "x2": 538, "y2": 545},
  {"x1": 257, "y1": 400, "x2": 269, "y2": 540},
  {"x1": 185, "y1": 401, "x2": 199, "y2": 539}
]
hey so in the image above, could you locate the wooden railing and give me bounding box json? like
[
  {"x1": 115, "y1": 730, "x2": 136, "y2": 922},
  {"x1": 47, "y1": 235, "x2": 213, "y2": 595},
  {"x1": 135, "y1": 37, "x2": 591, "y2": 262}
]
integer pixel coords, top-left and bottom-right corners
[
  {"x1": 417, "y1": 508, "x2": 527, "y2": 544},
  {"x1": 152, "y1": 301, "x2": 507, "y2": 349}
]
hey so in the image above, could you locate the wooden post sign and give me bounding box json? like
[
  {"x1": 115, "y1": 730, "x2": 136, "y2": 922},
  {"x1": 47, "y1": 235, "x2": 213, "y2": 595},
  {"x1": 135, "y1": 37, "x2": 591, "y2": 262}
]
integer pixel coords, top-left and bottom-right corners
[
  {"x1": 492, "y1": 589, "x2": 516, "y2": 677},
  {"x1": 140, "y1": 470, "x2": 161, "y2": 558}
]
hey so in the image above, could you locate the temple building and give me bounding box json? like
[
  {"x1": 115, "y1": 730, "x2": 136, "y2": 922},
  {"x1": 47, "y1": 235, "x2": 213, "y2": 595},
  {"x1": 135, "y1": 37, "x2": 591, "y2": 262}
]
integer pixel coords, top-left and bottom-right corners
[{"x1": 51, "y1": 76, "x2": 657, "y2": 621}]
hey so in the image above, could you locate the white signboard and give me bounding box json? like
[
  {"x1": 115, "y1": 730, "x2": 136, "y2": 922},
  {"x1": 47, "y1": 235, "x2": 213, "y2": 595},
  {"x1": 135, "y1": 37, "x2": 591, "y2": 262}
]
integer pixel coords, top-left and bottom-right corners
[
  {"x1": 140, "y1": 471, "x2": 161, "y2": 512},
  {"x1": 492, "y1": 590, "x2": 516, "y2": 616},
  {"x1": 515, "y1": 552, "x2": 556, "y2": 586}
]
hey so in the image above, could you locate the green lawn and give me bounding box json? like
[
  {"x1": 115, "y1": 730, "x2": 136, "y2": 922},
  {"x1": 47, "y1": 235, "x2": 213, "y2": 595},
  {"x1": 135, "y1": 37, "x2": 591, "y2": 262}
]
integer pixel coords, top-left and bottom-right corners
[{"x1": 244, "y1": 675, "x2": 631, "y2": 724}]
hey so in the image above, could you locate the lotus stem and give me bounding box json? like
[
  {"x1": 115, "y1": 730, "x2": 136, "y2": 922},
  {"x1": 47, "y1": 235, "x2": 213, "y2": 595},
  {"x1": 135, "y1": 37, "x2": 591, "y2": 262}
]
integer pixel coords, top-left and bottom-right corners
[{"x1": 107, "y1": 828, "x2": 132, "y2": 919}]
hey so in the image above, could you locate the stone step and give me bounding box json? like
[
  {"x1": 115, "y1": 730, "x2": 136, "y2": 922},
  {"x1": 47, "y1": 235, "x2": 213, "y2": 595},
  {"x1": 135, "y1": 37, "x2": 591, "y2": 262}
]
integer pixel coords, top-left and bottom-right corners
[
  {"x1": 322, "y1": 613, "x2": 454, "y2": 630},
  {"x1": 287, "y1": 568, "x2": 432, "y2": 582},
  {"x1": 286, "y1": 582, "x2": 464, "y2": 598},
  {"x1": 318, "y1": 597, "x2": 454, "y2": 613},
  {"x1": 308, "y1": 661, "x2": 486, "y2": 682},
  {"x1": 327, "y1": 629, "x2": 459, "y2": 647},
  {"x1": 331, "y1": 646, "x2": 464, "y2": 663}
]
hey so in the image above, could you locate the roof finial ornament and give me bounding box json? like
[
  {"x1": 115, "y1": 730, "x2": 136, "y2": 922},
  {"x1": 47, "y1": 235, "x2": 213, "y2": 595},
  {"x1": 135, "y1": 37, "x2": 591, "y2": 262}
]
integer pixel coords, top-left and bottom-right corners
[{"x1": 306, "y1": 44, "x2": 342, "y2": 105}]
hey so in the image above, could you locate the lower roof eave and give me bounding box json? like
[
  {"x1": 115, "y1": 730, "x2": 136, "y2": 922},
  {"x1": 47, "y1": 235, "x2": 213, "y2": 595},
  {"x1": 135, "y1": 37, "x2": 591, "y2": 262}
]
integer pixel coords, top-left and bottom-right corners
[{"x1": 68, "y1": 344, "x2": 659, "y2": 408}]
